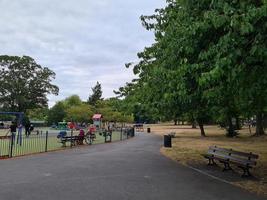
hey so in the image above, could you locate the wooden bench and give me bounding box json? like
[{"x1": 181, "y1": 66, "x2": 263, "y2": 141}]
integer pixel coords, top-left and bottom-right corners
[
  {"x1": 134, "y1": 124, "x2": 144, "y2": 132},
  {"x1": 60, "y1": 136, "x2": 84, "y2": 147},
  {"x1": 0, "y1": 136, "x2": 11, "y2": 140},
  {"x1": 203, "y1": 146, "x2": 259, "y2": 177}
]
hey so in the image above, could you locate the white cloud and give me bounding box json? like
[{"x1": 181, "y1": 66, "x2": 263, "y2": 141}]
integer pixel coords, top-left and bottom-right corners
[{"x1": 0, "y1": 0, "x2": 165, "y2": 107}]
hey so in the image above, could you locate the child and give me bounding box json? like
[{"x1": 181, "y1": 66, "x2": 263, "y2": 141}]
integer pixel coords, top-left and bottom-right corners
[
  {"x1": 78, "y1": 129, "x2": 85, "y2": 145},
  {"x1": 88, "y1": 125, "x2": 96, "y2": 140},
  {"x1": 6, "y1": 121, "x2": 17, "y2": 141}
]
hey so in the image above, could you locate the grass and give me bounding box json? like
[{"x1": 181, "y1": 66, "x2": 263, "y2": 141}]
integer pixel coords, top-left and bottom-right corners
[
  {"x1": 146, "y1": 124, "x2": 267, "y2": 197},
  {"x1": 0, "y1": 128, "x2": 124, "y2": 158}
]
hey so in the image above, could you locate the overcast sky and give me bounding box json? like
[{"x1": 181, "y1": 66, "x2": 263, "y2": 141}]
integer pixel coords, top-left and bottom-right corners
[{"x1": 0, "y1": 0, "x2": 165, "y2": 107}]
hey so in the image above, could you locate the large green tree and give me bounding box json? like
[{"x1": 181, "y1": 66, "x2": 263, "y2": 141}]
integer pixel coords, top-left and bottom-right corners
[
  {"x1": 88, "y1": 81, "x2": 103, "y2": 106},
  {"x1": 0, "y1": 55, "x2": 58, "y2": 112},
  {"x1": 65, "y1": 104, "x2": 93, "y2": 123},
  {"x1": 118, "y1": 0, "x2": 267, "y2": 136},
  {"x1": 64, "y1": 95, "x2": 82, "y2": 107},
  {"x1": 47, "y1": 101, "x2": 66, "y2": 125}
]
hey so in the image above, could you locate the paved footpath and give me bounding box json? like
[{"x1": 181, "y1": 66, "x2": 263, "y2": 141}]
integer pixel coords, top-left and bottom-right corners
[{"x1": 0, "y1": 133, "x2": 265, "y2": 200}]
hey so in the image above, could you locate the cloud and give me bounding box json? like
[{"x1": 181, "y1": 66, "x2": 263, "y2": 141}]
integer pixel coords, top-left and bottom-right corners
[{"x1": 0, "y1": 0, "x2": 165, "y2": 107}]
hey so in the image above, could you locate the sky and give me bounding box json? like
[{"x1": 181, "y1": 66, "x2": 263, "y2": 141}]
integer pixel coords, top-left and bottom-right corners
[{"x1": 0, "y1": 0, "x2": 165, "y2": 107}]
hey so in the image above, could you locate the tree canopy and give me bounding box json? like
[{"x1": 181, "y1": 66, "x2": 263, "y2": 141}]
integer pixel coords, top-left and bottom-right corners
[
  {"x1": 0, "y1": 55, "x2": 58, "y2": 112},
  {"x1": 117, "y1": 0, "x2": 267, "y2": 136},
  {"x1": 88, "y1": 82, "x2": 103, "y2": 106}
]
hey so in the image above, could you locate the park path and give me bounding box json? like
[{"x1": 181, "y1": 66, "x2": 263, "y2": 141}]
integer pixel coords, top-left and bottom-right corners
[{"x1": 0, "y1": 133, "x2": 265, "y2": 200}]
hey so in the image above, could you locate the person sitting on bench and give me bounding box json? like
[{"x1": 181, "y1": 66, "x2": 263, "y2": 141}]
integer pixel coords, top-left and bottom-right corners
[
  {"x1": 87, "y1": 125, "x2": 96, "y2": 140},
  {"x1": 78, "y1": 129, "x2": 85, "y2": 145}
]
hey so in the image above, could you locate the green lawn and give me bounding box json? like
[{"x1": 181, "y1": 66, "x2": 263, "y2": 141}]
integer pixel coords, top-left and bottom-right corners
[{"x1": 0, "y1": 129, "x2": 125, "y2": 158}]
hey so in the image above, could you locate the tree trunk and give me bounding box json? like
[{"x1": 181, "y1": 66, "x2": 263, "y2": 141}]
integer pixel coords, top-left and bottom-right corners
[
  {"x1": 174, "y1": 119, "x2": 178, "y2": 125},
  {"x1": 227, "y1": 117, "x2": 236, "y2": 137},
  {"x1": 235, "y1": 117, "x2": 241, "y2": 130},
  {"x1": 256, "y1": 113, "x2": 265, "y2": 136},
  {"x1": 192, "y1": 121, "x2": 197, "y2": 129},
  {"x1": 198, "y1": 122, "x2": 206, "y2": 137},
  {"x1": 264, "y1": 114, "x2": 267, "y2": 130}
]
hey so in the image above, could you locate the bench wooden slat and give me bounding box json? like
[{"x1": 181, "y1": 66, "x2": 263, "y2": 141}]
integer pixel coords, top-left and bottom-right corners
[
  {"x1": 208, "y1": 152, "x2": 257, "y2": 165},
  {"x1": 209, "y1": 146, "x2": 259, "y2": 159},
  {"x1": 206, "y1": 151, "x2": 257, "y2": 166}
]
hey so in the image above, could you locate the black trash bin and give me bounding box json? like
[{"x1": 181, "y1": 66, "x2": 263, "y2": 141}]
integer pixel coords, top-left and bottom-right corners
[
  {"x1": 147, "y1": 128, "x2": 151, "y2": 133},
  {"x1": 130, "y1": 128, "x2": 135, "y2": 137},
  {"x1": 164, "y1": 135, "x2": 172, "y2": 148},
  {"x1": 127, "y1": 128, "x2": 135, "y2": 137}
]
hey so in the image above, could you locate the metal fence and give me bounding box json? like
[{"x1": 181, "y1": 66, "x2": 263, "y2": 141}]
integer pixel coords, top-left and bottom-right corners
[{"x1": 0, "y1": 127, "x2": 134, "y2": 159}]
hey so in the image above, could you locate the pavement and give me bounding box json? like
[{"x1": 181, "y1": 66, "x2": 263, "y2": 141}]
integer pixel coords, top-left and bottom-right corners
[{"x1": 0, "y1": 132, "x2": 265, "y2": 200}]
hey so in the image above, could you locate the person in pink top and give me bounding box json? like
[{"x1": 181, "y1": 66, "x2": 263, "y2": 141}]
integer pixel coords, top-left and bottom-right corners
[{"x1": 88, "y1": 125, "x2": 96, "y2": 140}]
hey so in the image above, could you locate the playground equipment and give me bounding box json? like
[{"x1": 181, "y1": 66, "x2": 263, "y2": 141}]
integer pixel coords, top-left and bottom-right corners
[
  {"x1": 56, "y1": 122, "x2": 69, "y2": 130},
  {"x1": 92, "y1": 114, "x2": 102, "y2": 129}
]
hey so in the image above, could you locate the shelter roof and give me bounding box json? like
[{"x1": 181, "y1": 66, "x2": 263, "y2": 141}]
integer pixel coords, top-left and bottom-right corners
[{"x1": 92, "y1": 114, "x2": 102, "y2": 119}]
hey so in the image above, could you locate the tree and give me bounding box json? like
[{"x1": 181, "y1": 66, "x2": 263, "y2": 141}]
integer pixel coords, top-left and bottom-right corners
[
  {"x1": 196, "y1": 0, "x2": 267, "y2": 136},
  {"x1": 64, "y1": 95, "x2": 82, "y2": 107},
  {"x1": 26, "y1": 108, "x2": 49, "y2": 121},
  {"x1": 118, "y1": 0, "x2": 267, "y2": 137},
  {"x1": 0, "y1": 55, "x2": 59, "y2": 112},
  {"x1": 88, "y1": 82, "x2": 103, "y2": 106},
  {"x1": 94, "y1": 99, "x2": 134, "y2": 123},
  {"x1": 47, "y1": 101, "x2": 66, "y2": 125},
  {"x1": 65, "y1": 104, "x2": 93, "y2": 123}
]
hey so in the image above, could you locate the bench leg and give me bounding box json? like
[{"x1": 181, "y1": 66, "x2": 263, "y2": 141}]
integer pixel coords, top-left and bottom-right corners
[
  {"x1": 72, "y1": 141, "x2": 76, "y2": 146},
  {"x1": 208, "y1": 158, "x2": 216, "y2": 166},
  {"x1": 222, "y1": 162, "x2": 232, "y2": 172},
  {"x1": 240, "y1": 167, "x2": 251, "y2": 177}
]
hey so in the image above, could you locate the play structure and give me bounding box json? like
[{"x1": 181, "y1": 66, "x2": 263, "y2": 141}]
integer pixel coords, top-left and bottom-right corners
[
  {"x1": 92, "y1": 114, "x2": 102, "y2": 129},
  {"x1": 52, "y1": 122, "x2": 69, "y2": 130}
]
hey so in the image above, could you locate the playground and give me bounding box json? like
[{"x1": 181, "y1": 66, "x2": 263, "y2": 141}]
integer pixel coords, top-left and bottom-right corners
[
  {"x1": 0, "y1": 128, "x2": 130, "y2": 158},
  {"x1": 0, "y1": 111, "x2": 135, "y2": 158}
]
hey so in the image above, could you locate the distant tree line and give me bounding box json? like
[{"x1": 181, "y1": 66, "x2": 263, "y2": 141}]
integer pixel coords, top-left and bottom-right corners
[
  {"x1": 0, "y1": 55, "x2": 133, "y2": 125},
  {"x1": 23, "y1": 83, "x2": 134, "y2": 125}
]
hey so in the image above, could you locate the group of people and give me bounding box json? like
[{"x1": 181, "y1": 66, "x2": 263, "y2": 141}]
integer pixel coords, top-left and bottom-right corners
[
  {"x1": 24, "y1": 122, "x2": 34, "y2": 137},
  {"x1": 74, "y1": 125, "x2": 97, "y2": 145},
  {"x1": 78, "y1": 125, "x2": 96, "y2": 138},
  {"x1": 5, "y1": 121, "x2": 34, "y2": 138}
]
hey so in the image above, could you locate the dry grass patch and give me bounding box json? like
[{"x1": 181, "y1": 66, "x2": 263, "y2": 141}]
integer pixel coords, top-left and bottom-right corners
[{"x1": 146, "y1": 124, "x2": 267, "y2": 196}]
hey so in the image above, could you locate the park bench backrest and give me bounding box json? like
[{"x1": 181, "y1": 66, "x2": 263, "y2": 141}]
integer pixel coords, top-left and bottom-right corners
[{"x1": 208, "y1": 146, "x2": 258, "y2": 165}]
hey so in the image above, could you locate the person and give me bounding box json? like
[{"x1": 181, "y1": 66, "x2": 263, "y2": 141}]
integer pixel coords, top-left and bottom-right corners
[
  {"x1": 69, "y1": 122, "x2": 75, "y2": 130},
  {"x1": 77, "y1": 129, "x2": 85, "y2": 145},
  {"x1": 87, "y1": 125, "x2": 96, "y2": 140},
  {"x1": 25, "y1": 122, "x2": 30, "y2": 137},
  {"x1": 30, "y1": 124, "x2": 34, "y2": 133},
  {"x1": 6, "y1": 121, "x2": 17, "y2": 141}
]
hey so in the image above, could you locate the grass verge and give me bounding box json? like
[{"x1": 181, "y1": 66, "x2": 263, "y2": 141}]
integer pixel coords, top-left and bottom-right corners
[{"x1": 147, "y1": 124, "x2": 267, "y2": 197}]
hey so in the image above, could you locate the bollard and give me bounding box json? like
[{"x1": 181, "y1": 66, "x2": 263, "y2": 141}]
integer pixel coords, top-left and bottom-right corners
[
  {"x1": 147, "y1": 128, "x2": 151, "y2": 133},
  {"x1": 45, "y1": 131, "x2": 48, "y2": 152},
  {"x1": 164, "y1": 135, "x2": 172, "y2": 148},
  {"x1": 130, "y1": 128, "x2": 135, "y2": 137}
]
